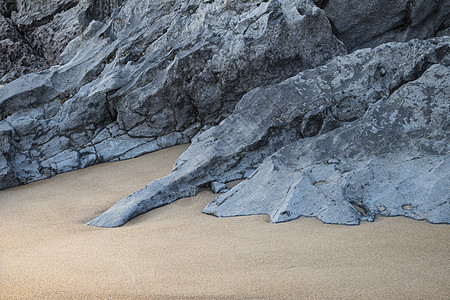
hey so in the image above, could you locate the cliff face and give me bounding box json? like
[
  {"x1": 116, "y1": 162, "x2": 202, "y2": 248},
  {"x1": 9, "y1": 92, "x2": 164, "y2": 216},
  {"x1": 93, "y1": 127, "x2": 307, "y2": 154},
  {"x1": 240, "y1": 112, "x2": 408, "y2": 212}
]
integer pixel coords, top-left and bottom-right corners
[
  {"x1": 2, "y1": 0, "x2": 447, "y2": 83},
  {"x1": 0, "y1": 0, "x2": 346, "y2": 188},
  {"x1": 0, "y1": 0, "x2": 449, "y2": 226}
]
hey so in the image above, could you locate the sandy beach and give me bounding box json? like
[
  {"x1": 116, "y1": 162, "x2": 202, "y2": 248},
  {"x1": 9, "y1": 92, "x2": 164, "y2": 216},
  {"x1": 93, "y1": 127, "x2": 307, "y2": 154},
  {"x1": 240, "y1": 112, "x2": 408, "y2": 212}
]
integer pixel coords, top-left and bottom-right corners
[{"x1": 0, "y1": 144, "x2": 449, "y2": 299}]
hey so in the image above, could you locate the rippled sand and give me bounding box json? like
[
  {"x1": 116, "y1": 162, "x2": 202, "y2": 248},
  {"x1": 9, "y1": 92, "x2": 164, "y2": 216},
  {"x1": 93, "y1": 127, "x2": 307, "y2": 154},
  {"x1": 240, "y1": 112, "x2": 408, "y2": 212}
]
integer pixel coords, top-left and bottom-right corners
[{"x1": 1, "y1": 144, "x2": 449, "y2": 299}]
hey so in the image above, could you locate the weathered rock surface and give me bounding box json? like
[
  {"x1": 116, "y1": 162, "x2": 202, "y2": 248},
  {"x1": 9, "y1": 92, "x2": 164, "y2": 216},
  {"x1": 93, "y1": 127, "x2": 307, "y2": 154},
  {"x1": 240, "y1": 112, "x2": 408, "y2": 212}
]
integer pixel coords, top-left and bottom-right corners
[
  {"x1": 87, "y1": 38, "x2": 450, "y2": 227},
  {"x1": 0, "y1": 14, "x2": 45, "y2": 83},
  {"x1": 0, "y1": 0, "x2": 86, "y2": 83},
  {"x1": 79, "y1": 0, "x2": 127, "y2": 29},
  {"x1": 0, "y1": 0, "x2": 130, "y2": 83},
  {"x1": 316, "y1": 0, "x2": 450, "y2": 51},
  {"x1": 1, "y1": 0, "x2": 449, "y2": 227},
  {"x1": 204, "y1": 63, "x2": 450, "y2": 225},
  {"x1": 0, "y1": 0, "x2": 345, "y2": 189},
  {"x1": 3, "y1": 0, "x2": 448, "y2": 83}
]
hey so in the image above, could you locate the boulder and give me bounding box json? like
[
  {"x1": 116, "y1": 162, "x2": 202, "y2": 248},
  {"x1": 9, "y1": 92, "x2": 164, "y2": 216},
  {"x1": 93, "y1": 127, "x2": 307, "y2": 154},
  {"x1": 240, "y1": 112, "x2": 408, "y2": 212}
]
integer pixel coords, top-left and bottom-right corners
[{"x1": 210, "y1": 182, "x2": 228, "y2": 194}]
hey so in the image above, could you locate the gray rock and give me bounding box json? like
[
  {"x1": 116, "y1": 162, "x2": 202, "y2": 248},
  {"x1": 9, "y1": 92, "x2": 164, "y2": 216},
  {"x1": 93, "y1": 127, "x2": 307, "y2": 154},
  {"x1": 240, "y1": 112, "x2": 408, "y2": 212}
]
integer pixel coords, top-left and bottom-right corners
[
  {"x1": 319, "y1": 0, "x2": 450, "y2": 51},
  {"x1": 10, "y1": 0, "x2": 80, "y2": 29},
  {"x1": 1, "y1": 0, "x2": 449, "y2": 228},
  {"x1": 210, "y1": 182, "x2": 228, "y2": 194},
  {"x1": 0, "y1": 0, "x2": 85, "y2": 83},
  {"x1": 0, "y1": 0, "x2": 345, "y2": 190},
  {"x1": 0, "y1": 122, "x2": 19, "y2": 189},
  {"x1": 0, "y1": 15, "x2": 45, "y2": 83},
  {"x1": 79, "y1": 0, "x2": 127, "y2": 29},
  {"x1": 87, "y1": 38, "x2": 449, "y2": 227},
  {"x1": 24, "y1": 4, "x2": 82, "y2": 68},
  {"x1": 0, "y1": 0, "x2": 131, "y2": 83},
  {"x1": 204, "y1": 63, "x2": 449, "y2": 225}
]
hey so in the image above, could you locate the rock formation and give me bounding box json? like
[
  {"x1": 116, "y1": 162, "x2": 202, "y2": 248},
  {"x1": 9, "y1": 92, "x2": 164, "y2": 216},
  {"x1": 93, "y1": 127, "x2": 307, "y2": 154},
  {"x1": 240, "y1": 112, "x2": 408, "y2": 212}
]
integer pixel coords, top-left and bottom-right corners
[
  {"x1": 0, "y1": 0, "x2": 449, "y2": 226},
  {"x1": 0, "y1": 0, "x2": 345, "y2": 189},
  {"x1": 88, "y1": 37, "x2": 450, "y2": 227}
]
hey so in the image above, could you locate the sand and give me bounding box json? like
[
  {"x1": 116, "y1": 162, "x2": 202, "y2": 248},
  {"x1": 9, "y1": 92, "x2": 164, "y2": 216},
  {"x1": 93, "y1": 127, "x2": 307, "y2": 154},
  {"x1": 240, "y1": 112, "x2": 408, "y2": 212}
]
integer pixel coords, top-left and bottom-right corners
[{"x1": 0, "y1": 144, "x2": 449, "y2": 299}]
